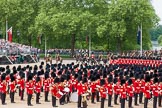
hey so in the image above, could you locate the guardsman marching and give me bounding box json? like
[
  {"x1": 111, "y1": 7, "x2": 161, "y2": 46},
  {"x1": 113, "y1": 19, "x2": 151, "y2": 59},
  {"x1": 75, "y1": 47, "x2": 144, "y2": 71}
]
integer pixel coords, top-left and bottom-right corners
[
  {"x1": 18, "y1": 72, "x2": 25, "y2": 100},
  {"x1": 9, "y1": 73, "x2": 16, "y2": 103},
  {"x1": 113, "y1": 76, "x2": 120, "y2": 105},
  {"x1": 158, "y1": 77, "x2": 162, "y2": 107},
  {"x1": 99, "y1": 79, "x2": 106, "y2": 108},
  {"x1": 26, "y1": 74, "x2": 34, "y2": 106},
  {"x1": 35, "y1": 76, "x2": 41, "y2": 104},
  {"x1": 152, "y1": 77, "x2": 159, "y2": 108},
  {"x1": 144, "y1": 75, "x2": 151, "y2": 108},
  {"x1": 82, "y1": 77, "x2": 88, "y2": 108},
  {"x1": 0, "y1": 74, "x2": 7, "y2": 105},
  {"x1": 127, "y1": 79, "x2": 134, "y2": 108},
  {"x1": 90, "y1": 76, "x2": 96, "y2": 104},
  {"x1": 134, "y1": 74, "x2": 140, "y2": 106},
  {"x1": 77, "y1": 76, "x2": 83, "y2": 108},
  {"x1": 120, "y1": 79, "x2": 127, "y2": 108},
  {"x1": 51, "y1": 77, "x2": 59, "y2": 107},
  {"x1": 44, "y1": 72, "x2": 50, "y2": 102},
  {"x1": 107, "y1": 75, "x2": 113, "y2": 107}
]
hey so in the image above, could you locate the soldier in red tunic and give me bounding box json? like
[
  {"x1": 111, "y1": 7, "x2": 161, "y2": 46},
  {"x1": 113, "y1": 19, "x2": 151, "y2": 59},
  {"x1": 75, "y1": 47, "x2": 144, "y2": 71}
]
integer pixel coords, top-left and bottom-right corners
[
  {"x1": 134, "y1": 74, "x2": 140, "y2": 106},
  {"x1": 127, "y1": 79, "x2": 134, "y2": 108},
  {"x1": 152, "y1": 77, "x2": 159, "y2": 108},
  {"x1": 35, "y1": 76, "x2": 41, "y2": 104},
  {"x1": 158, "y1": 77, "x2": 162, "y2": 107},
  {"x1": 82, "y1": 77, "x2": 88, "y2": 108},
  {"x1": 144, "y1": 75, "x2": 151, "y2": 108},
  {"x1": 99, "y1": 79, "x2": 106, "y2": 108},
  {"x1": 44, "y1": 72, "x2": 50, "y2": 102},
  {"x1": 120, "y1": 79, "x2": 127, "y2": 108},
  {"x1": 0, "y1": 74, "x2": 7, "y2": 105},
  {"x1": 90, "y1": 76, "x2": 96, "y2": 104},
  {"x1": 26, "y1": 74, "x2": 34, "y2": 106},
  {"x1": 77, "y1": 76, "x2": 83, "y2": 108},
  {"x1": 113, "y1": 75, "x2": 120, "y2": 105},
  {"x1": 107, "y1": 75, "x2": 113, "y2": 107},
  {"x1": 51, "y1": 77, "x2": 59, "y2": 107},
  {"x1": 9, "y1": 73, "x2": 16, "y2": 103},
  {"x1": 18, "y1": 72, "x2": 25, "y2": 100}
]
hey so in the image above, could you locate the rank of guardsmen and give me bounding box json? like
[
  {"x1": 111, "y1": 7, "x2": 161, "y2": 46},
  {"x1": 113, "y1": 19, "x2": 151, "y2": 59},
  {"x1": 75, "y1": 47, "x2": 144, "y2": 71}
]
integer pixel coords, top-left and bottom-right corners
[{"x1": 1, "y1": 60, "x2": 162, "y2": 108}]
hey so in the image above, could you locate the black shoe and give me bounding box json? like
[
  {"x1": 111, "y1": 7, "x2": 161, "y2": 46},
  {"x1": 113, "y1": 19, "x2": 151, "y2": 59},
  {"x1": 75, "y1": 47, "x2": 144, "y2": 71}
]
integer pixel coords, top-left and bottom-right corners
[
  {"x1": 45, "y1": 100, "x2": 50, "y2": 102},
  {"x1": 28, "y1": 104, "x2": 33, "y2": 106},
  {"x1": 108, "y1": 105, "x2": 113, "y2": 107},
  {"x1": 135, "y1": 104, "x2": 139, "y2": 106},
  {"x1": 114, "y1": 103, "x2": 119, "y2": 105},
  {"x1": 92, "y1": 102, "x2": 96, "y2": 104},
  {"x1": 36, "y1": 102, "x2": 41, "y2": 104},
  {"x1": 11, "y1": 102, "x2": 16, "y2": 103},
  {"x1": 53, "y1": 106, "x2": 58, "y2": 107},
  {"x1": 60, "y1": 103, "x2": 64, "y2": 105},
  {"x1": 129, "y1": 107, "x2": 134, "y2": 108},
  {"x1": 2, "y1": 103, "x2": 7, "y2": 105}
]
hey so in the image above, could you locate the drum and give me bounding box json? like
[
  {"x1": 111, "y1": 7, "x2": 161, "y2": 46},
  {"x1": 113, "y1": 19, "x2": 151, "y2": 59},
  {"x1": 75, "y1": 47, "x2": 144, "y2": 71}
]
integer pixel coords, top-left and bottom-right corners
[
  {"x1": 55, "y1": 91, "x2": 63, "y2": 99},
  {"x1": 70, "y1": 92, "x2": 78, "y2": 102},
  {"x1": 64, "y1": 87, "x2": 70, "y2": 93}
]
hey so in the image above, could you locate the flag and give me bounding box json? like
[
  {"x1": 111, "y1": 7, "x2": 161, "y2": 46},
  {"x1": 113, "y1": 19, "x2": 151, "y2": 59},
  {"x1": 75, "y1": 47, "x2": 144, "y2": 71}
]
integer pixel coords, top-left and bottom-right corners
[
  {"x1": 86, "y1": 35, "x2": 89, "y2": 44},
  {"x1": 7, "y1": 27, "x2": 12, "y2": 42},
  {"x1": 37, "y1": 34, "x2": 42, "y2": 44},
  {"x1": 137, "y1": 26, "x2": 141, "y2": 45}
]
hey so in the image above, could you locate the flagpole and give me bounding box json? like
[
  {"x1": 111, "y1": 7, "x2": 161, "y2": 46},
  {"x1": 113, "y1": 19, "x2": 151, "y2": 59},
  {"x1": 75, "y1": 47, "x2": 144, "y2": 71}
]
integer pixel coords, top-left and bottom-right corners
[
  {"x1": 140, "y1": 23, "x2": 142, "y2": 56},
  {"x1": 6, "y1": 20, "x2": 8, "y2": 41}
]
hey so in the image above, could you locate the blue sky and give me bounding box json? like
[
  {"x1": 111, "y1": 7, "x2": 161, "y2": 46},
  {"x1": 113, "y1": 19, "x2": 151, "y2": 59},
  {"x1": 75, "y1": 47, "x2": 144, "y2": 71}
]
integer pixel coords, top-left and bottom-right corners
[{"x1": 152, "y1": 0, "x2": 162, "y2": 24}]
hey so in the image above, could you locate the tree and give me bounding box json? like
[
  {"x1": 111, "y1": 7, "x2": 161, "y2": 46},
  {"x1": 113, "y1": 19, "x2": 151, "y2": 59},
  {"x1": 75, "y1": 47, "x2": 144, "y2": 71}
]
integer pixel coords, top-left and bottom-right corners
[
  {"x1": 150, "y1": 25, "x2": 162, "y2": 41},
  {"x1": 158, "y1": 35, "x2": 162, "y2": 46}
]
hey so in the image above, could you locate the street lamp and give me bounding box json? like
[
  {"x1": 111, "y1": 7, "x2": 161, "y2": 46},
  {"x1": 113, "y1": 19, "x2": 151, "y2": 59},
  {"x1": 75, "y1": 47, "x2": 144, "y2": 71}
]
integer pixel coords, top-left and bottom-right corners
[{"x1": 17, "y1": 30, "x2": 20, "y2": 43}]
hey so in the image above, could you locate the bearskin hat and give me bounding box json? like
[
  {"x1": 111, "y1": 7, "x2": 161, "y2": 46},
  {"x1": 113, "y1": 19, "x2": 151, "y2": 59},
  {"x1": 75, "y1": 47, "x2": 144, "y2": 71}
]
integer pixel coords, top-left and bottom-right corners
[
  {"x1": 36, "y1": 77, "x2": 40, "y2": 82},
  {"x1": 54, "y1": 77, "x2": 60, "y2": 83},
  {"x1": 100, "y1": 79, "x2": 105, "y2": 86}
]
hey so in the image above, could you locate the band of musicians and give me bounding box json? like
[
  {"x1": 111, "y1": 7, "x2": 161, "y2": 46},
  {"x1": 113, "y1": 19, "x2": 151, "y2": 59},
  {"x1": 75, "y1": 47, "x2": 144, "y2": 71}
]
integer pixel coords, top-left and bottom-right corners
[{"x1": 1, "y1": 58, "x2": 162, "y2": 108}]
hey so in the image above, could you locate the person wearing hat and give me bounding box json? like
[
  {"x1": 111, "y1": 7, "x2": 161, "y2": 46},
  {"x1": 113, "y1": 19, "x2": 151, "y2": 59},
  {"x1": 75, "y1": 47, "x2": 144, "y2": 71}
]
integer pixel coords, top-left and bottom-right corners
[
  {"x1": 113, "y1": 77, "x2": 120, "y2": 105},
  {"x1": 127, "y1": 79, "x2": 134, "y2": 108},
  {"x1": 90, "y1": 76, "x2": 96, "y2": 104},
  {"x1": 44, "y1": 72, "x2": 50, "y2": 102},
  {"x1": 106, "y1": 75, "x2": 113, "y2": 107},
  {"x1": 26, "y1": 74, "x2": 34, "y2": 106},
  {"x1": 99, "y1": 79, "x2": 106, "y2": 108},
  {"x1": 158, "y1": 77, "x2": 162, "y2": 107},
  {"x1": 51, "y1": 77, "x2": 59, "y2": 107},
  {"x1": 82, "y1": 77, "x2": 88, "y2": 108},
  {"x1": 9, "y1": 73, "x2": 16, "y2": 103},
  {"x1": 152, "y1": 77, "x2": 159, "y2": 108},
  {"x1": 144, "y1": 75, "x2": 151, "y2": 108},
  {"x1": 35, "y1": 76, "x2": 41, "y2": 104},
  {"x1": 18, "y1": 72, "x2": 25, "y2": 100},
  {"x1": 0, "y1": 74, "x2": 7, "y2": 105},
  {"x1": 58, "y1": 76, "x2": 66, "y2": 105},
  {"x1": 134, "y1": 74, "x2": 140, "y2": 106},
  {"x1": 77, "y1": 76, "x2": 83, "y2": 108},
  {"x1": 120, "y1": 79, "x2": 127, "y2": 108}
]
